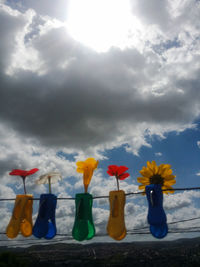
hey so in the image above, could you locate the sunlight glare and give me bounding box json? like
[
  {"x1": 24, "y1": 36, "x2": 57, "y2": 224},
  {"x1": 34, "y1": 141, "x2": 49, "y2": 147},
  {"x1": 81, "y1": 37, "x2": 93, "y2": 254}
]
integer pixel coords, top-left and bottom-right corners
[{"x1": 66, "y1": 0, "x2": 135, "y2": 52}]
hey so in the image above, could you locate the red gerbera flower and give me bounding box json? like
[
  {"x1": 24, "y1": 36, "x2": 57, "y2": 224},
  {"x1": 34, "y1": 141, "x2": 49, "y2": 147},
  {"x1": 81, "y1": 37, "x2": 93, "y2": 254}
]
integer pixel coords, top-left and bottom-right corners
[
  {"x1": 9, "y1": 168, "x2": 39, "y2": 194},
  {"x1": 107, "y1": 165, "x2": 130, "y2": 190}
]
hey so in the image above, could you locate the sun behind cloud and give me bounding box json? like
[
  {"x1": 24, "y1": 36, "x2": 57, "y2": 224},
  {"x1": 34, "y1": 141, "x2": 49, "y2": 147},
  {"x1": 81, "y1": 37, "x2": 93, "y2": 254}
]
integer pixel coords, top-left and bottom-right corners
[{"x1": 65, "y1": 0, "x2": 141, "y2": 52}]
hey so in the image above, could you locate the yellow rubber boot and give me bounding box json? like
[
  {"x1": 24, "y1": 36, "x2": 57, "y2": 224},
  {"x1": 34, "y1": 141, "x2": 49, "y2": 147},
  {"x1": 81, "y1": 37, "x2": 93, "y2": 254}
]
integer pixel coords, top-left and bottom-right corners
[
  {"x1": 6, "y1": 195, "x2": 29, "y2": 238},
  {"x1": 20, "y1": 195, "x2": 33, "y2": 237},
  {"x1": 107, "y1": 190, "x2": 126, "y2": 241}
]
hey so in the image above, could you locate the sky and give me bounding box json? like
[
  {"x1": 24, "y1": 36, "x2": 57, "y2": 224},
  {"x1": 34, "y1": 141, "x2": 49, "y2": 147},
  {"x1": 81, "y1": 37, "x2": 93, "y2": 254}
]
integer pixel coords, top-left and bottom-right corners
[{"x1": 0, "y1": 0, "x2": 200, "y2": 246}]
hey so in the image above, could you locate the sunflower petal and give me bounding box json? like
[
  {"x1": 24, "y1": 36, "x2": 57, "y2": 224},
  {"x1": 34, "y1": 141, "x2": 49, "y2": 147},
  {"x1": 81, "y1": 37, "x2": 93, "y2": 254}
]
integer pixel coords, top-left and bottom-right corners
[
  {"x1": 162, "y1": 185, "x2": 174, "y2": 194},
  {"x1": 137, "y1": 177, "x2": 149, "y2": 184},
  {"x1": 157, "y1": 164, "x2": 165, "y2": 175},
  {"x1": 151, "y1": 160, "x2": 158, "y2": 174},
  {"x1": 162, "y1": 168, "x2": 173, "y2": 177},
  {"x1": 163, "y1": 174, "x2": 176, "y2": 181},
  {"x1": 139, "y1": 185, "x2": 146, "y2": 190},
  {"x1": 139, "y1": 168, "x2": 152, "y2": 178},
  {"x1": 159, "y1": 164, "x2": 171, "y2": 175}
]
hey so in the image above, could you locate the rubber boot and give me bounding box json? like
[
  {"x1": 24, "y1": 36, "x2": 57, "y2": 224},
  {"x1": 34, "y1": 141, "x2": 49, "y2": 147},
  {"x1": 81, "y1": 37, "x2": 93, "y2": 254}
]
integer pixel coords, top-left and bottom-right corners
[
  {"x1": 20, "y1": 195, "x2": 33, "y2": 237},
  {"x1": 6, "y1": 195, "x2": 32, "y2": 238},
  {"x1": 72, "y1": 193, "x2": 95, "y2": 241},
  {"x1": 33, "y1": 194, "x2": 57, "y2": 239},
  {"x1": 146, "y1": 184, "x2": 168, "y2": 239},
  {"x1": 107, "y1": 190, "x2": 126, "y2": 241}
]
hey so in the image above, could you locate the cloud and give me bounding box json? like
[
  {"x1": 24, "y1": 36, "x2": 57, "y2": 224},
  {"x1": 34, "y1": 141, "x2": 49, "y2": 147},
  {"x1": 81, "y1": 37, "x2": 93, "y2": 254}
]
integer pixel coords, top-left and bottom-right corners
[
  {"x1": 164, "y1": 191, "x2": 200, "y2": 211},
  {"x1": 1, "y1": 1, "x2": 200, "y2": 244},
  {"x1": 0, "y1": 3, "x2": 200, "y2": 157},
  {"x1": 131, "y1": 0, "x2": 171, "y2": 30},
  {"x1": 197, "y1": 141, "x2": 200, "y2": 149},
  {"x1": 3, "y1": 0, "x2": 69, "y2": 21},
  {"x1": 155, "y1": 152, "x2": 162, "y2": 157}
]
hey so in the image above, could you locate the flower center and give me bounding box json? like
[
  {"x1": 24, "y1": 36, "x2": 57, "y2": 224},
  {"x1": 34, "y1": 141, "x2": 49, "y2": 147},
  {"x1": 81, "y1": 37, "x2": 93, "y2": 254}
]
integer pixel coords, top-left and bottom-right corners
[{"x1": 150, "y1": 174, "x2": 164, "y2": 185}]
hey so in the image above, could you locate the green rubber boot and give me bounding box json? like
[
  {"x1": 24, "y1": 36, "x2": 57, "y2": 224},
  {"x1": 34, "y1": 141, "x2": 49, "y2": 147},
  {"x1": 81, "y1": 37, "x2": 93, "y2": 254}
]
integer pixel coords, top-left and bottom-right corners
[{"x1": 72, "y1": 193, "x2": 95, "y2": 241}]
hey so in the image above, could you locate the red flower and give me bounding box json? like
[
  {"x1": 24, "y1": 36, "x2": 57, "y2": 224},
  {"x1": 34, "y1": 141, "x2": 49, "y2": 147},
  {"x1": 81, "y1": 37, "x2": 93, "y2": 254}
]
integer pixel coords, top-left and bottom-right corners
[
  {"x1": 9, "y1": 168, "x2": 39, "y2": 178},
  {"x1": 9, "y1": 168, "x2": 39, "y2": 194},
  {"x1": 107, "y1": 165, "x2": 129, "y2": 180}
]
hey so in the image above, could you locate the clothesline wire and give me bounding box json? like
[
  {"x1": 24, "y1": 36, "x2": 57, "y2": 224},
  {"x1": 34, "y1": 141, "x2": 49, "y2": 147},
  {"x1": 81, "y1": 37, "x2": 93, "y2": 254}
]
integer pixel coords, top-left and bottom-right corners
[
  {"x1": 0, "y1": 186, "x2": 200, "y2": 201},
  {"x1": 127, "y1": 227, "x2": 200, "y2": 234},
  {"x1": 130, "y1": 216, "x2": 200, "y2": 231},
  {"x1": 0, "y1": 216, "x2": 200, "y2": 238},
  {"x1": 0, "y1": 230, "x2": 200, "y2": 247}
]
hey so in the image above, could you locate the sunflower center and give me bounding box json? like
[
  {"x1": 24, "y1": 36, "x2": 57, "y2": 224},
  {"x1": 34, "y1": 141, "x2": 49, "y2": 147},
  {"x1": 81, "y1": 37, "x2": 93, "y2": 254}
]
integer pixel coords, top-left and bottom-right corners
[{"x1": 150, "y1": 174, "x2": 164, "y2": 185}]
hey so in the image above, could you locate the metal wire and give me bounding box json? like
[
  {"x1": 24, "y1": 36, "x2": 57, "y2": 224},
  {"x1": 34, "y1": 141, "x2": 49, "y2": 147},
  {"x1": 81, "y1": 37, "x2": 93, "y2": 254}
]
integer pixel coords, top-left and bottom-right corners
[
  {"x1": 1, "y1": 216, "x2": 200, "y2": 240},
  {"x1": 1, "y1": 186, "x2": 200, "y2": 201},
  {"x1": 1, "y1": 187, "x2": 200, "y2": 244}
]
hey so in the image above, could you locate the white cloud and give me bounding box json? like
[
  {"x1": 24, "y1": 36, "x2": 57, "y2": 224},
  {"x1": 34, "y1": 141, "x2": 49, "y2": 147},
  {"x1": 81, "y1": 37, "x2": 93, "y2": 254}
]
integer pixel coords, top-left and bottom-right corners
[
  {"x1": 197, "y1": 141, "x2": 200, "y2": 148},
  {"x1": 155, "y1": 152, "x2": 162, "y2": 156}
]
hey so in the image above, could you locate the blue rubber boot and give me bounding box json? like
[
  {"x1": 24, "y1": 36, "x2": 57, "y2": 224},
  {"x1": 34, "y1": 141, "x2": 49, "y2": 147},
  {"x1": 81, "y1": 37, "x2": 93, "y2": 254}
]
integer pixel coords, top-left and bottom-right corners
[
  {"x1": 146, "y1": 184, "x2": 168, "y2": 239},
  {"x1": 33, "y1": 194, "x2": 57, "y2": 239}
]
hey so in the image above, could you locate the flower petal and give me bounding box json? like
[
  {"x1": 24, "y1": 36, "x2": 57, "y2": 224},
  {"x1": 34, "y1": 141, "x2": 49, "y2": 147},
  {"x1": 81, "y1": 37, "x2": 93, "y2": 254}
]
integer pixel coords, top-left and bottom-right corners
[
  {"x1": 76, "y1": 161, "x2": 85, "y2": 169},
  {"x1": 162, "y1": 185, "x2": 174, "y2": 194},
  {"x1": 138, "y1": 161, "x2": 176, "y2": 193},
  {"x1": 36, "y1": 172, "x2": 61, "y2": 184},
  {"x1": 137, "y1": 177, "x2": 149, "y2": 184},
  {"x1": 164, "y1": 180, "x2": 176, "y2": 186},
  {"x1": 139, "y1": 185, "x2": 146, "y2": 190},
  {"x1": 85, "y1": 158, "x2": 98, "y2": 169},
  {"x1": 151, "y1": 160, "x2": 158, "y2": 174},
  {"x1": 76, "y1": 158, "x2": 98, "y2": 191},
  {"x1": 159, "y1": 164, "x2": 171, "y2": 175},
  {"x1": 139, "y1": 168, "x2": 152, "y2": 178},
  {"x1": 77, "y1": 167, "x2": 84, "y2": 173},
  {"x1": 9, "y1": 169, "x2": 27, "y2": 176},
  {"x1": 163, "y1": 174, "x2": 176, "y2": 181},
  {"x1": 107, "y1": 165, "x2": 118, "y2": 176},
  {"x1": 117, "y1": 166, "x2": 129, "y2": 175},
  {"x1": 118, "y1": 172, "x2": 130, "y2": 180},
  {"x1": 26, "y1": 168, "x2": 39, "y2": 176},
  {"x1": 9, "y1": 168, "x2": 38, "y2": 177}
]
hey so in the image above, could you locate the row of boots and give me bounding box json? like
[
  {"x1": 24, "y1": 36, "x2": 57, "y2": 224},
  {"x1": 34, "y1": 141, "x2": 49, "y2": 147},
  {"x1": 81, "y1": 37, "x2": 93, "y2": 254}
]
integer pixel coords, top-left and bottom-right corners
[{"x1": 6, "y1": 184, "x2": 167, "y2": 240}]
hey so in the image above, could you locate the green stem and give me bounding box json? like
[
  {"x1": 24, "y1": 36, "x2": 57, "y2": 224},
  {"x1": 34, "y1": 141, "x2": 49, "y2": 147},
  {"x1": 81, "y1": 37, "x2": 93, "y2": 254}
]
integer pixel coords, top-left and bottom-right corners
[
  {"x1": 22, "y1": 177, "x2": 26, "y2": 195},
  {"x1": 48, "y1": 177, "x2": 51, "y2": 194},
  {"x1": 116, "y1": 177, "x2": 120, "y2": 191}
]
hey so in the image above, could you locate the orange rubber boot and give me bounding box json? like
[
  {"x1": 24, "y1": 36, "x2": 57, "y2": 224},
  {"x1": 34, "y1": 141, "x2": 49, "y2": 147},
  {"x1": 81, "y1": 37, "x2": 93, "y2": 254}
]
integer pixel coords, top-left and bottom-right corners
[
  {"x1": 6, "y1": 195, "x2": 32, "y2": 238},
  {"x1": 20, "y1": 195, "x2": 33, "y2": 237},
  {"x1": 107, "y1": 190, "x2": 126, "y2": 241}
]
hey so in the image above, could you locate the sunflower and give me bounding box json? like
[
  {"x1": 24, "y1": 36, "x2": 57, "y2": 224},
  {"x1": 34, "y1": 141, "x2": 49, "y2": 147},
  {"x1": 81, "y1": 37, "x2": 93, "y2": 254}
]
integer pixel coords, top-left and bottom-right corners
[{"x1": 137, "y1": 160, "x2": 176, "y2": 194}]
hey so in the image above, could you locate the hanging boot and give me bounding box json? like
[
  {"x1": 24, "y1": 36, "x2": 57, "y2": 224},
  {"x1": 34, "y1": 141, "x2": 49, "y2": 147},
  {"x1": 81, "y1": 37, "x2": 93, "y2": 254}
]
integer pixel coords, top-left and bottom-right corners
[
  {"x1": 72, "y1": 193, "x2": 95, "y2": 241},
  {"x1": 146, "y1": 184, "x2": 168, "y2": 239},
  {"x1": 107, "y1": 190, "x2": 126, "y2": 241},
  {"x1": 33, "y1": 194, "x2": 57, "y2": 239},
  {"x1": 6, "y1": 195, "x2": 32, "y2": 238},
  {"x1": 20, "y1": 195, "x2": 33, "y2": 237}
]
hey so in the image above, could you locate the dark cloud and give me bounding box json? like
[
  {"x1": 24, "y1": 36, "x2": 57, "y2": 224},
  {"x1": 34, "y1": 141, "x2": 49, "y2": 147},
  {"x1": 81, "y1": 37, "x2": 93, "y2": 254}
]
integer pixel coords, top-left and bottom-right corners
[
  {"x1": 0, "y1": 2, "x2": 200, "y2": 153},
  {"x1": 0, "y1": 6, "x2": 26, "y2": 69}
]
